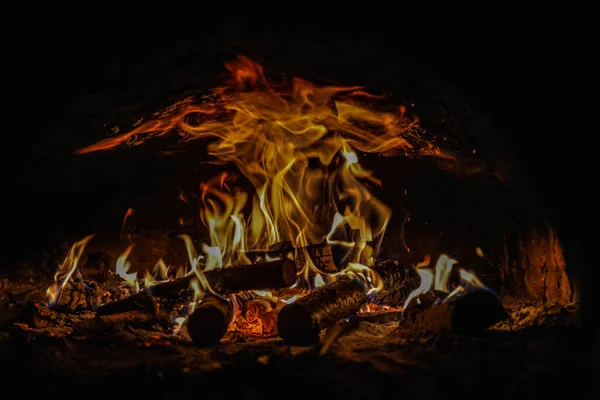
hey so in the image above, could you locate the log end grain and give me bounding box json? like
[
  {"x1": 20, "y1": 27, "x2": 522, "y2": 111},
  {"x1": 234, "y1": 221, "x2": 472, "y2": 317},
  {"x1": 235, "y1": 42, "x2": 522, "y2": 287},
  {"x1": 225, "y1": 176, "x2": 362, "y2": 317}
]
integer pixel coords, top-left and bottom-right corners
[
  {"x1": 186, "y1": 296, "x2": 233, "y2": 346},
  {"x1": 277, "y1": 302, "x2": 319, "y2": 346}
]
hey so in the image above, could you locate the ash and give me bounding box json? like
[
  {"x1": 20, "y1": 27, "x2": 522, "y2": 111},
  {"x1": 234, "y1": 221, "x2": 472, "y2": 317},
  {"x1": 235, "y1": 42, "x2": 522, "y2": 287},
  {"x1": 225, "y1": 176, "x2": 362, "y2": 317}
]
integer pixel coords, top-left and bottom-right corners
[{"x1": 0, "y1": 277, "x2": 588, "y2": 400}]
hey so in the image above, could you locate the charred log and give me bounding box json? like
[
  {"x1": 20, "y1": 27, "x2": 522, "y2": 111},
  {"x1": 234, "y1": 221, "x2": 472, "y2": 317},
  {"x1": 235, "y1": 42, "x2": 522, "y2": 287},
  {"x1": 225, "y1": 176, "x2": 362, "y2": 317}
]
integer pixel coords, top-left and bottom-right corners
[
  {"x1": 151, "y1": 258, "x2": 297, "y2": 297},
  {"x1": 296, "y1": 243, "x2": 338, "y2": 273},
  {"x1": 96, "y1": 291, "x2": 157, "y2": 316},
  {"x1": 55, "y1": 280, "x2": 118, "y2": 311},
  {"x1": 397, "y1": 289, "x2": 508, "y2": 336},
  {"x1": 186, "y1": 294, "x2": 233, "y2": 346},
  {"x1": 96, "y1": 259, "x2": 296, "y2": 314},
  {"x1": 277, "y1": 275, "x2": 366, "y2": 345},
  {"x1": 369, "y1": 261, "x2": 420, "y2": 307}
]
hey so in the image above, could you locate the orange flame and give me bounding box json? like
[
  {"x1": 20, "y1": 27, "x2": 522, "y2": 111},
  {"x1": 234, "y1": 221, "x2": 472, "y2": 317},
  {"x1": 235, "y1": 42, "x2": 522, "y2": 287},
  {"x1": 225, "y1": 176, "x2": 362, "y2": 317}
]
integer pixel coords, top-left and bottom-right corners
[
  {"x1": 46, "y1": 235, "x2": 94, "y2": 307},
  {"x1": 74, "y1": 57, "x2": 431, "y2": 279}
]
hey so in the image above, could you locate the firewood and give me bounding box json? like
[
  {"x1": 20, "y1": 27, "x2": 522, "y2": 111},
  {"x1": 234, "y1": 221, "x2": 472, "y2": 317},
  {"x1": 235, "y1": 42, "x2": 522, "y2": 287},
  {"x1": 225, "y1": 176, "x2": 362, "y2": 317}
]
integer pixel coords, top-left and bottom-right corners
[
  {"x1": 277, "y1": 261, "x2": 418, "y2": 345},
  {"x1": 98, "y1": 309, "x2": 170, "y2": 327},
  {"x1": 96, "y1": 291, "x2": 157, "y2": 316},
  {"x1": 242, "y1": 241, "x2": 294, "y2": 263},
  {"x1": 369, "y1": 261, "x2": 420, "y2": 307},
  {"x1": 296, "y1": 243, "x2": 338, "y2": 273},
  {"x1": 277, "y1": 275, "x2": 366, "y2": 345},
  {"x1": 96, "y1": 259, "x2": 296, "y2": 314},
  {"x1": 186, "y1": 294, "x2": 233, "y2": 346},
  {"x1": 397, "y1": 289, "x2": 509, "y2": 336}
]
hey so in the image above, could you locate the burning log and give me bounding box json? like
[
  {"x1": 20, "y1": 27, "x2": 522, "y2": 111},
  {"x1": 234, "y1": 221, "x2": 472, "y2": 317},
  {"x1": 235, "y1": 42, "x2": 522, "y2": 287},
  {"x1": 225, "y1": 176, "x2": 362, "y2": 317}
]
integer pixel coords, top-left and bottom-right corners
[
  {"x1": 98, "y1": 309, "x2": 171, "y2": 327},
  {"x1": 242, "y1": 241, "x2": 294, "y2": 263},
  {"x1": 277, "y1": 275, "x2": 366, "y2": 345},
  {"x1": 154, "y1": 258, "x2": 296, "y2": 296},
  {"x1": 277, "y1": 261, "x2": 416, "y2": 345},
  {"x1": 96, "y1": 293, "x2": 172, "y2": 327},
  {"x1": 55, "y1": 280, "x2": 116, "y2": 311},
  {"x1": 397, "y1": 289, "x2": 509, "y2": 336},
  {"x1": 369, "y1": 260, "x2": 420, "y2": 307},
  {"x1": 186, "y1": 294, "x2": 233, "y2": 346},
  {"x1": 96, "y1": 259, "x2": 296, "y2": 315},
  {"x1": 296, "y1": 243, "x2": 338, "y2": 273}
]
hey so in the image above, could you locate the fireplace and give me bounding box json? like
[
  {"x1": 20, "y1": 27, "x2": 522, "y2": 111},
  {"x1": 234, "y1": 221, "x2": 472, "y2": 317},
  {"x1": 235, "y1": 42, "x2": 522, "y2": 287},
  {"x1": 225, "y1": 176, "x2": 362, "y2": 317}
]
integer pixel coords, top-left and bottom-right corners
[{"x1": 2, "y1": 30, "x2": 592, "y2": 399}]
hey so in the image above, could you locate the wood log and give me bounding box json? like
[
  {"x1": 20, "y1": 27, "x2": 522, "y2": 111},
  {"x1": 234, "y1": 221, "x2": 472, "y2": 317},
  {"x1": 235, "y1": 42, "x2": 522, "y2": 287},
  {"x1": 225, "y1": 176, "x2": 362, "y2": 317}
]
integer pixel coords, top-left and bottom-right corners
[
  {"x1": 296, "y1": 243, "x2": 338, "y2": 273},
  {"x1": 277, "y1": 261, "x2": 420, "y2": 345},
  {"x1": 397, "y1": 289, "x2": 509, "y2": 336},
  {"x1": 54, "y1": 280, "x2": 116, "y2": 311},
  {"x1": 242, "y1": 241, "x2": 294, "y2": 263},
  {"x1": 96, "y1": 291, "x2": 157, "y2": 316},
  {"x1": 368, "y1": 260, "x2": 419, "y2": 306},
  {"x1": 153, "y1": 258, "x2": 296, "y2": 296},
  {"x1": 186, "y1": 294, "x2": 233, "y2": 346},
  {"x1": 96, "y1": 258, "x2": 296, "y2": 315},
  {"x1": 277, "y1": 275, "x2": 366, "y2": 345},
  {"x1": 98, "y1": 309, "x2": 170, "y2": 327}
]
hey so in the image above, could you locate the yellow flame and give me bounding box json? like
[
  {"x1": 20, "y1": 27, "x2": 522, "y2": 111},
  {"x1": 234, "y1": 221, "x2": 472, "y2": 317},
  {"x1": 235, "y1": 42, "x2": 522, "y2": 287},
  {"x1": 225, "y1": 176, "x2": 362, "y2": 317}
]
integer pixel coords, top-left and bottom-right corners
[
  {"x1": 475, "y1": 247, "x2": 485, "y2": 258},
  {"x1": 403, "y1": 268, "x2": 434, "y2": 310},
  {"x1": 122, "y1": 207, "x2": 135, "y2": 230},
  {"x1": 153, "y1": 259, "x2": 170, "y2": 281},
  {"x1": 314, "y1": 274, "x2": 326, "y2": 288},
  {"x1": 459, "y1": 269, "x2": 486, "y2": 288},
  {"x1": 74, "y1": 57, "x2": 437, "y2": 276},
  {"x1": 444, "y1": 285, "x2": 465, "y2": 302},
  {"x1": 46, "y1": 235, "x2": 94, "y2": 307},
  {"x1": 434, "y1": 254, "x2": 457, "y2": 293},
  {"x1": 115, "y1": 245, "x2": 138, "y2": 291}
]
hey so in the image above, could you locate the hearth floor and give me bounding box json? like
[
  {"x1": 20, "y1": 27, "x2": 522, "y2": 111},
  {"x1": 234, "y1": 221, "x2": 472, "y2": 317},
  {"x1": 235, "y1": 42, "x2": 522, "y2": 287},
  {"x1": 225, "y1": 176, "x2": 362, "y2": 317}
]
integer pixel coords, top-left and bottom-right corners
[{"x1": 0, "y1": 280, "x2": 587, "y2": 400}]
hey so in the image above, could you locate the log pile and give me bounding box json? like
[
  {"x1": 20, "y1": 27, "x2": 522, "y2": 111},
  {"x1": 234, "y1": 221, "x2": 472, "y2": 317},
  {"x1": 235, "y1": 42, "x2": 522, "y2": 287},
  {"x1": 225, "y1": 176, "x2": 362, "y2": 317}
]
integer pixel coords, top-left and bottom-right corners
[{"x1": 39, "y1": 237, "x2": 512, "y2": 348}]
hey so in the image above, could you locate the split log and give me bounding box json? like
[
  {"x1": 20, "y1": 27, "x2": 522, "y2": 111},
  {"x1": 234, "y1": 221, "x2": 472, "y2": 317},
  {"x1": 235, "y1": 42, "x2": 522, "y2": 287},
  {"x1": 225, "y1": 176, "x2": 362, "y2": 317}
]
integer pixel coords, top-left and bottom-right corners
[
  {"x1": 54, "y1": 280, "x2": 116, "y2": 311},
  {"x1": 186, "y1": 294, "x2": 233, "y2": 346},
  {"x1": 296, "y1": 243, "x2": 338, "y2": 273},
  {"x1": 96, "y1": 258, "x2": 296, "y2": 314},
  {"x1": 277, "y1": 261, "x2": 421, "y2": 345},
  {"x1": 368, "y1": 260, "x2": 420, "y2": 306},
  {"x1": 397, "y1": 289, "x2": 509, "y2": 336}
]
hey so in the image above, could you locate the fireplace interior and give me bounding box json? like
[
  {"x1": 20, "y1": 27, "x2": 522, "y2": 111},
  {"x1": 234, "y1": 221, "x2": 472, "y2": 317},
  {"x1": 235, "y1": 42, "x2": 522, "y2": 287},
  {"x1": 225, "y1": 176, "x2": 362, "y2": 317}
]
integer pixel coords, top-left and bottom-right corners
[{"x1": 3, "y1": 27, "x2": 593, "y2": 399}]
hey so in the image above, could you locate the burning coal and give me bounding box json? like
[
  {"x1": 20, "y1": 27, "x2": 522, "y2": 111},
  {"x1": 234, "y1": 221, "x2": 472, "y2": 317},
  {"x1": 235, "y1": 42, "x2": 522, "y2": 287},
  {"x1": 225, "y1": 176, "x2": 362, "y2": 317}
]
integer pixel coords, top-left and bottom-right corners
[{"x1": 45, "y1": 56, "x2": 499, "y2": 342}]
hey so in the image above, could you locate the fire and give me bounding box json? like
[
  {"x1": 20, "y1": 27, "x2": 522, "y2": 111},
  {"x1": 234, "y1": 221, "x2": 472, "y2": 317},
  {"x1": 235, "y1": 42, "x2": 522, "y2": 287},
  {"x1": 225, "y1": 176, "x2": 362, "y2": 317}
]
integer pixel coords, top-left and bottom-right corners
[
  {"x1": 74, "y1": 56, "x2": 445, "y2": 287},
  {"x1": 46, "y1": 235, "x2": 94, "y2": 307},
  {"x1": 43, "y1": 56, "x2": 491, "y2": 338},
  {"x1": 403, "y1": 254, "x2": 492, "y2": 308},
  {"x1": 115, "y1": 244, "x2": 138, "y2": 291}
]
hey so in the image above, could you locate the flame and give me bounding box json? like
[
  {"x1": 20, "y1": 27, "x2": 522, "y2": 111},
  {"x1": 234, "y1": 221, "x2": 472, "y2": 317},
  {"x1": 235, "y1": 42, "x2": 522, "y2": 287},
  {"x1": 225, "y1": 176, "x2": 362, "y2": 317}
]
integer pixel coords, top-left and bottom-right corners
[
  {"x1": 459, "y1": 269, "x2": 486, "y2": 289},
  {"x1": 403, "y1": 267, "x2": 434, "y2": 309},
  {"x1": 122, "y1": 207, "x2": 135, "y2": 230},
  {"x1": 434, "y1": 254, "x2": 457, "y2": 293},
  {"x1": 115, "y1": 245, "x2": 138, "y2": 291},
  {"x1": 46, "y1": 235, "x2": 94, "y2": 307},
  {"x1": 59, "y1": 57, "x2": 496, "y2": 328},
  {"x1": 74, "y1": 56, "x2": 447, "y2": 278}
]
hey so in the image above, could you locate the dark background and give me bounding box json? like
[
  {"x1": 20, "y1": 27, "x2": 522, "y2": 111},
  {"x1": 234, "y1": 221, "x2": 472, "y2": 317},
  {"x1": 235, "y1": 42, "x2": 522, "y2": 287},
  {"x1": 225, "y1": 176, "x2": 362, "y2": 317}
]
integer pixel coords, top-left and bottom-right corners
[{"x1": 4, "y1": 17, "x2": 593, "y2": 362}]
